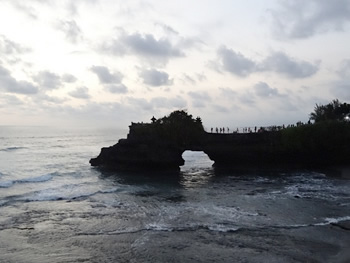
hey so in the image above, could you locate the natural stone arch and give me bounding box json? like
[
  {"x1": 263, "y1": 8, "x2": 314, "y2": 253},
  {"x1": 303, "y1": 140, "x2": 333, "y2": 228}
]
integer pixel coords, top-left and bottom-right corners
[{"x1": 181, "y1": 150, "x2": 214, "y2": 169}]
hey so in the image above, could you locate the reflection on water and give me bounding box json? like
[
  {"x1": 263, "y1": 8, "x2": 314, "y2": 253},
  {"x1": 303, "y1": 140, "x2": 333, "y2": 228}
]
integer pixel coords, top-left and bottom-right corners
[{"x1": 180, "y1": 151, "x2": 215, "y2": 188}]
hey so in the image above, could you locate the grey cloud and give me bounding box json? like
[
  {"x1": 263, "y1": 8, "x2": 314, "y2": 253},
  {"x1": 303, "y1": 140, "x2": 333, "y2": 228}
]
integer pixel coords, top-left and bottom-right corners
[
  {"x1": 196, "y1": 73, "x2": 207, "y2": 82},
  {"x1": 217, "y1": 46, "x2": 256, "y2": 77},
  {"x1": 36, "y1": 94, "x2": 67, "y2": 104},
  {"x1": 151, "y1": 96, "x2": 187, "y2": 109},
  {"x1": 155, "y1": 23, "x2": 179, "y2": 35},
  {"x1": 253, "y1": 82, "x2": 281, "y2": 98},
  {"x1": 127, "y1": 96, "x2": 187, "y2": 111},
  {"x1": 181, "y1": 74, "x2": 196, "y2": 85},
  {"x1": 101, "y1": 32, "x2": 184, "y2": 66},
  {"x1": 33, "y1": 71, "x2": 62, "y2": 90},
  {"x1": 239, "y1": 92, "x2": 255, "y2": 105},
  {"x1": 219, "y1": 87, "x2": 237, "y2": 100},
  {"x1": 68, "y1": 86, "x2": 90, "y2": 99},
  {"x1": 213, "y1": 105, "x2": 229, "y2": 113},
  {"x1": 90, "y1": 66, "x2": 123, "y2": 84},
  {"x1": 2, "y1": 95, "x2": 24, "y2": 106},
  {"x1": 58, "y1": 20, "x2": 83, "y2": 43},
  {"x1": 216, "y1": 47, "x2": 318, "y2": 79},
  {"x1": 0, "y1": 35, "x2": 30, "y2": 55},
  {"x1": 260, "y1": 52, "x2": 319, "y2": 78},
  {"x1": 269, "y1": 0, "x2": 350, "y2": 39},
  {"x1": 332, "y1": 80, "x2": 350, "y2": 100},
  {"x1": 337, "y1": 59, "x2": 350, "y2": 78},
  {"x1": 0, "y1": 65, "x2": 38, "y2": 94},
  {"x1": 139, "y1": 69, "x2": 173, "y2": 87},
  {"x1": 332, "y1": 59, "x2": 350, "y2": 100},
  {"x1": 188, "y1": 91, "x2": 211, "y2": 101},
  {"x1": 127, "y1": 97, "x2": 153, "y2": 111},
  {"x1": 105, "y1": 84, "x2": 128, "y2": 94},
  {"x1": 122, "y1": 32, "x2": 183, "y2": 57},
  {"x1": 62, "y1": 73, "x2": 77, "y2": 83},
  {"x1": 188, "y1": 91, "x2": 211, "y2": 108},
  {"x1": 9, "y1": 1, "x2": 40, "y2": 19}
]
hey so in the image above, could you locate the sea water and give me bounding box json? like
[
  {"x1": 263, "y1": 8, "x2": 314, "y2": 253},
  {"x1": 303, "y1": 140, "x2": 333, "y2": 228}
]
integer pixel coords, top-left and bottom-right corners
[{"x1": 0, "y1": 126, "x2": 349, "y2": 262}]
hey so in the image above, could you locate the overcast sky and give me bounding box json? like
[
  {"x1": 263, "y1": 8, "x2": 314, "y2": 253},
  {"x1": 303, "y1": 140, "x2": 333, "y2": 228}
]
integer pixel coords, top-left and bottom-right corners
[{"x1": 1, "y1": 0, "x2": 350, "y2": 129}]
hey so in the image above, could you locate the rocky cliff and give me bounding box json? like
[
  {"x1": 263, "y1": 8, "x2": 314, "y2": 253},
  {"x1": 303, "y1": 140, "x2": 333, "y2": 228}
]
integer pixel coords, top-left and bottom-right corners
[{"x1": 90, "y1": 111, "x2": 350, "y2": 171}]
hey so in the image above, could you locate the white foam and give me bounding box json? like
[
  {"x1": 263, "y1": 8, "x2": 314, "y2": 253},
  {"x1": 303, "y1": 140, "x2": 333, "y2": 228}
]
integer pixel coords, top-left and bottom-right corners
[
  {"x1": 323, "y1": 216, "x2": 350, "y2": 224},
  {"x1": 17, "y1": 174, "x2": 53, "y2": 183},
  {"x1": 207, "y1": 224, "x2": 240, "y2": 232}
]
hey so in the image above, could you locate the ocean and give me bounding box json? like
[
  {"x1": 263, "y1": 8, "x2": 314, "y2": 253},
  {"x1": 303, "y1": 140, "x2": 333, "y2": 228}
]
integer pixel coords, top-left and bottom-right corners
[{"x1": 0, "y1": 126, "x2": 349, "y2": 263}]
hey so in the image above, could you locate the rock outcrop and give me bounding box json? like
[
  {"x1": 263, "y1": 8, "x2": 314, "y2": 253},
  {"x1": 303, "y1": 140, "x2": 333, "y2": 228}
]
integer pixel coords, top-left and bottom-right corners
[{"x1": 90, "y1": 111, "x2": 350, "y2": 171}]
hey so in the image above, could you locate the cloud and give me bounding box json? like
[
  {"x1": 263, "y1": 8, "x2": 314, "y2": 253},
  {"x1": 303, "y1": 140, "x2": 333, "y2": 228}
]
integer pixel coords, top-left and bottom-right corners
[
  {"x1": 2, "y1": 95, "x2": 24, "y2": 106},
  {"x1": 253, "y1": 82, "x2": 281, "y2": 98},
  {"x1": 332, "y1": 82, "x2": 350, "y2": 100},
  {"x1": 337, "y1": 59, "x2": 350, "y2": 78},
  {"x1": 101, "y1": 31, "x2": 184, "y2": 66},
  {"x1": 217, "y1": 46, "x2": 256, "y2": 77},
  {"x1": 127, "y1": 96, "x2": 187, "y2": 111},
  {"x1": 239, "y1": 92, "x2": 255, "y2": 105},
  {"x1": 127, "y1": 97, "x2": 153, "y2": 111},
  {"x1": 213, "y1": 104, "x2": 229, "y2": 113},
  {"x1": 0, "y1": 65, "x2": 38, "y2": 94},
  {"x1": 332, "y1": 60, "x2": 350, "y2": 100},
  {"x1": 35, "y1": 94, "x2": 67, "y2": 104},
  {"x1": 139, "y1": 68, "x2": 173, "y2": 86},
  {"x1": 90, "y1": 66, "x2": 123, "y2": 84},
  {"x1": 219, "y1": 87, "x2": 238, "y2": 100},
  {"x1": 33, "y1": 71, "x2": 62, "y2": 90},
  {"x1": 188, "y1": 91, "x2": 211, "y2": 108},
  {"x1": 155, "y1": 23, "x2": 179, "y2": 35},
  {"x1": 151, "y1": 96, "x2": 187, "y2": 109},
  {"x1": 0, "y1": 35, "x2": 30, "y2": 55},
  {"x1": 62, "y1": 73, "x2": 77, "y2": 83},
  {"x1": 260, "y1": 52, "x2": 319, "y2": 78},
  {"x1": 105, "y1": 84, "x2": 128, "y2": 94},
  {"x1": 268, "y1": 0, "x2": 350, "y2": 39},
  {"x1": 68, "y1": 86, "x2": 90, "y2": 99},
  {"x1": 57, "y1": 19, "x2": 83, "y2": 43},
  {"x1": 215, "y1": 47, "x2": 318, "y2": 79},
  {"x1": 181, "y1": 74, "x2": 196, "y2": 85}
]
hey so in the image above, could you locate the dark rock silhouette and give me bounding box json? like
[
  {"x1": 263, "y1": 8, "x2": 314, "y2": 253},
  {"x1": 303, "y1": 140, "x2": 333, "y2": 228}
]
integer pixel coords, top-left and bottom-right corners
[{"x1": 90, "y1": 110, "x2": 350, "y2": 171}]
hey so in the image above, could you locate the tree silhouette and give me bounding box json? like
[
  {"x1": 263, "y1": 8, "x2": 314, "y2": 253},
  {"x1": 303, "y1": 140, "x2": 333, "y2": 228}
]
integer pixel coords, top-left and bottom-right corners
[{"x1": 309, "y1": 99, "x2": 350, "y2": 123}]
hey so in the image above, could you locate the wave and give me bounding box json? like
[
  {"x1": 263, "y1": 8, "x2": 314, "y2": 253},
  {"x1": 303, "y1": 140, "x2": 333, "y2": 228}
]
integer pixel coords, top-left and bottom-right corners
[
  {"x1": 17, "y1": 174, "x2": 54, "y2": 183},
  {"x1": 0, "y1": 180, "x2": 14, "y2": 188},
  {"x1": 0, "y1": 173, "x2": 55, "y2": 188},
  {"x1": 78, "y1": 223, "x2": 241, "y2": 237},
  {"x1": 14, "y1": 185, "x2": 121, "y2": 202},
  {"x1": 0, "y1": 146, "x2": 27, "y2": 152}
]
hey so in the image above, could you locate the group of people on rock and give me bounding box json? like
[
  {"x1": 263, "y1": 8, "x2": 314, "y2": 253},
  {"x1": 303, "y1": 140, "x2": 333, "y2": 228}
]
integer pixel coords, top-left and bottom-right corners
[
  {"x1": 211, "y1": 127, "x2": 230, "y2": 133},
  {"x1": 210, "y1": 121, "x2": 308, "y2": 134}
]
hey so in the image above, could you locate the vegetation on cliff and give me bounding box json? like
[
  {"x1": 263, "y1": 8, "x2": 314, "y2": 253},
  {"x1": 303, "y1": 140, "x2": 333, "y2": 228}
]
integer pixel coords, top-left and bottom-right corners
[
  {"x1": 153, "y1": 110, "x2": 204, "y2": 148},
  {"x1": 130, "y1": 110, "x2": 205, "y2": 148},
  {"x1": 309, "y1": 99, "x2": 350, "y2": 123},
  {"x1": 280, "y1": 99, "x2": 350, "y2": 165}
]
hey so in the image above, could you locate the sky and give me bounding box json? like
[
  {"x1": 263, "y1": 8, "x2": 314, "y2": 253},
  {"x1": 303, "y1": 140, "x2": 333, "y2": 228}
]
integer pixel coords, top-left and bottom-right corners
[{"x1": 1, "y1": 0, "x2": 350, "y2": 129}]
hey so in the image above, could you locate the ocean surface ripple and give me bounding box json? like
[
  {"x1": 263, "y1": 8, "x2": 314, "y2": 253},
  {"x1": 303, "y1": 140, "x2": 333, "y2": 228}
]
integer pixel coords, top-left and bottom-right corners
[{"x1": 0, "y1": 126, "x2": 349, "y2": 263}]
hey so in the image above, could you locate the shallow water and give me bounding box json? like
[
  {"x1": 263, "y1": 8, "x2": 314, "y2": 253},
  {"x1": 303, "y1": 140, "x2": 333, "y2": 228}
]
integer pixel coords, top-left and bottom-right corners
[{"x1": 0, "y1": 126, "x2": 349, "y2": 262}]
